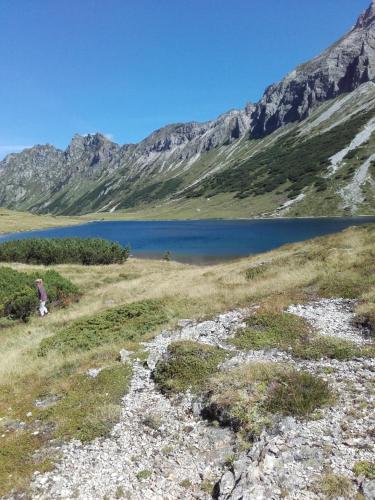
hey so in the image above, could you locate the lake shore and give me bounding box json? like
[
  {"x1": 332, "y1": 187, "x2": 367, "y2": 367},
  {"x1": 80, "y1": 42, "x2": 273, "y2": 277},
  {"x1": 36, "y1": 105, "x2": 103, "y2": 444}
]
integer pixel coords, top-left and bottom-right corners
[{"x1": 2, "y1": 207, "x2": 375, "y2": 238}]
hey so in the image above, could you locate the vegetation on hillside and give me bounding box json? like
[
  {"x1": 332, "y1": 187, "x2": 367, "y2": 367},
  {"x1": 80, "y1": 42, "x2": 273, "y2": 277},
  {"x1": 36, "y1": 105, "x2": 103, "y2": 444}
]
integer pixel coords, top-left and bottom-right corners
[
  {"x1": 185, "y1": 109, "x2": 375, "y2": 200},
  {"x1": 0, "y1": 267, "x2": 79, "y2": 321},
  {"x1": 202, "y1": 362, "x2": 333, "y2": 438},
  {"x1": 0, "y1": 238, "x2": 129, "y2": 265}
]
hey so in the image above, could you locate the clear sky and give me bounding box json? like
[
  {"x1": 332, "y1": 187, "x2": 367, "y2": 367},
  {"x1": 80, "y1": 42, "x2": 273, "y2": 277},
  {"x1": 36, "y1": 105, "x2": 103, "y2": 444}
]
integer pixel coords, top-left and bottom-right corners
[{"x1": 0, "y1": 0, "x2": 370, "y2": 158}]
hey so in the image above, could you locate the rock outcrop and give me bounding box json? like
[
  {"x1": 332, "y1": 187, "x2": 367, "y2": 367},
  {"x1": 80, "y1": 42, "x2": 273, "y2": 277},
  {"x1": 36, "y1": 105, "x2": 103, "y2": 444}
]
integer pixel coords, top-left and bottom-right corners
[{"x1": 250, "y1": 0, "x2": 375, "y2": 137}]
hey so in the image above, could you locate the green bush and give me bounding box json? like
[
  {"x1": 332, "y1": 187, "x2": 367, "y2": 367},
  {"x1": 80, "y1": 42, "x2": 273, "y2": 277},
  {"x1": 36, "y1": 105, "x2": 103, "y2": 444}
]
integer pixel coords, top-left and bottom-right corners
[
  {"x1": 38, "y1": 299, "x2": 169, "y2": 356},
  {"x1": 153, "y1": 341, "x2": 229, "y2": 394},
  {"x1": 0, "y1": 267, "x2": 79, "y2": 321},
  {"x1": 0, "y1": 238, "x2": 129, "y2": 265}
]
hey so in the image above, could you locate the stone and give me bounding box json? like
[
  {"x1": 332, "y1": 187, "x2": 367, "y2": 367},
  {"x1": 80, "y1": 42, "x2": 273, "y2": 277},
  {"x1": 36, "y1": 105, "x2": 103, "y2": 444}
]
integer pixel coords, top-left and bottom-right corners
[{"x1": 118, "y1": 349, "x2": 132, "y2": 363}]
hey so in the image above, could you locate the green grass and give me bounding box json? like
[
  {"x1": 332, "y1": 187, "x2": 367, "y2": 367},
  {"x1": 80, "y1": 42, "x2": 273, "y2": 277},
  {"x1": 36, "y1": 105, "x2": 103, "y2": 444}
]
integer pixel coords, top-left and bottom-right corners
[
  {"x1": 231, "y1": 310, "x2": 375, "y2": 360},
  {"x1": 202, "y1": 362, "x2": 333, "y2": 439},
  {"x1": 38, "y1": 299, "x2": 170, "y2": 356},
  {"x1": 47, "y1": 364, "x2": 132, "y2": 442},
  {"x1": 153, "y1": 341, "x2": 229, "y2": 394},
  {"x1": 136, "y1": 470, "x2": 152, "y2": 480}
]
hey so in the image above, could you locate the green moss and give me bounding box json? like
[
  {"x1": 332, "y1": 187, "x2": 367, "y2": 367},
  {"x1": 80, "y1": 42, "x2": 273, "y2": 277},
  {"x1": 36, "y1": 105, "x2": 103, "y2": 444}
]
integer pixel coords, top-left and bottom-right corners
[
  {"x1": 353, "y1": 461, "x2": 375, "y2": 479},
  {"x1": 232, "y1": 311, "x2": 375, "y2": 360},
  {"x1": 38, "y1": 299, "x2": 170, "y2": 355},
  {"x1": 153, "y1": 341, "x2": 229, "y2": 394}
]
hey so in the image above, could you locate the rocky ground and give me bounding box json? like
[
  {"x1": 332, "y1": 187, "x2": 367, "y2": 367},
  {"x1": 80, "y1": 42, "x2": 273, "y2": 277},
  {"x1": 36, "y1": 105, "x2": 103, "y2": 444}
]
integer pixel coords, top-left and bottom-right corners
[{"x1": 29, "y1": 300, "x2": 375, "y2": 500}]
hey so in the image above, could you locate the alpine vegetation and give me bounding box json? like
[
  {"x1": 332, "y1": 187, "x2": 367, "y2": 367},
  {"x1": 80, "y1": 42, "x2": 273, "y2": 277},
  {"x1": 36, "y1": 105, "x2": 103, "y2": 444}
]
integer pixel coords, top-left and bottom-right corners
[{"x1": 0, "y1": 238, "x2": 129, "y2": 265}]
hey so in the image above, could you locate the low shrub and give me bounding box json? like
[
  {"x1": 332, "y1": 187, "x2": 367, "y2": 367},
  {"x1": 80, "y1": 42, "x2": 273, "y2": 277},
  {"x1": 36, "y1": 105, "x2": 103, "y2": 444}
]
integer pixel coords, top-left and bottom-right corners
[
  {"x1": 0, "y1": 238, "x2": 129, "y2": 265},
  {"x1": 245, "y1": 265, "x2": 268, "y2": 280},
  {"x1": 153, "y1": 341, "x2": 229, "y2": 394},
  {"x1": 202, "y1": 362, "x2": 333, "y2": 438},
  {"x1": 264, "y1": 370, "x2": 332, "y2": 415},
  {"x1": 38, "y1": 299, "x2": 169, "y2": 356},
  {"x1": 231, "y1": 311, "x2": 375, "y2": 360},
  {"x1": 231, "y1": 311, "x2": 310, "y2": 351},
  {"x1": 0, "y1": 267, "x2": 79, "y2": 321}
]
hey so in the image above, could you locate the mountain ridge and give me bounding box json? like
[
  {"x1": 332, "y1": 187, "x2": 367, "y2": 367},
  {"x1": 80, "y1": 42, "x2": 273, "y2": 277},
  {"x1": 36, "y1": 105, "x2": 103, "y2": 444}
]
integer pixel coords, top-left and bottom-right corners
[{"x1": 1, "y1": 2, "x2": 375, "y2": 218}]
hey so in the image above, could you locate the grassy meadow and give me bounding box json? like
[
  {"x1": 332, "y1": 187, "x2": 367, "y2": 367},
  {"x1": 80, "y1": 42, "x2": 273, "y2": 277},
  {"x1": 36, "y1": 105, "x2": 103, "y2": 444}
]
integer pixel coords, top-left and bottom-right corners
[
  {"x1": 0, "y1": 208, "x2": 82, "y2": 235},
  {"x1": 0, "y1": 223, "x2": 375, "y2": 495}
]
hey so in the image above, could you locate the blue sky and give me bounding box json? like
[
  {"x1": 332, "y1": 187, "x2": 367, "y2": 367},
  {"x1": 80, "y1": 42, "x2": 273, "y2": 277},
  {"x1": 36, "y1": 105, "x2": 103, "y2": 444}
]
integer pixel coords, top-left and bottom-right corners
[{"x1": 0, "y1": 0, "x2": 370, "y2": 158}]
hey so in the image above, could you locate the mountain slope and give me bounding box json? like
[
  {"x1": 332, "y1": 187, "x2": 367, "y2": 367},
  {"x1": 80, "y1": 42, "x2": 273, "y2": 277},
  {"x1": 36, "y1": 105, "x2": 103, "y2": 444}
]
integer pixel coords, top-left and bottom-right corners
[{"x1": 1, "y1": 2, "x2": 375, "y2": 218}]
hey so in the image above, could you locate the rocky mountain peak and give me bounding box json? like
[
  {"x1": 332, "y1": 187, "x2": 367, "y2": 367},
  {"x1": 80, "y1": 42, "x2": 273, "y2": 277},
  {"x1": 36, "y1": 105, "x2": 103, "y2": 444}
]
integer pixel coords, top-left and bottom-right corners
[
  {"x1": 66, "y1": 133, "x2": 119, "y2": 165},
  {"x1": 355, "y1": 0, "x2": 375, "y2": 29},
  {"x1": 250, "y1": 1, "x2": 375, "y2": 138}
]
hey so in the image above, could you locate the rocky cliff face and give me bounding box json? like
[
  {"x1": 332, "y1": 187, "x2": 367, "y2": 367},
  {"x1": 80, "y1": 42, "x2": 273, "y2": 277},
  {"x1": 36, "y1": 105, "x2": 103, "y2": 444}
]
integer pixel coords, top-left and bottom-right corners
[
  {"x1": 250, "y1": 1, "x2": 375, "y2": 137},
  {"x1": 1, "y1": 2, "x2": 375, "y2": 216}
]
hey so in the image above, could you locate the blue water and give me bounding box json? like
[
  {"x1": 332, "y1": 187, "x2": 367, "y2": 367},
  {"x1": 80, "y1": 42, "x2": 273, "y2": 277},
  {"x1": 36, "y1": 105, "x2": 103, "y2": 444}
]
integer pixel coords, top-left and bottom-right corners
[{"x1": 1, "y1": 218, "x2": 374, "y2": 264}]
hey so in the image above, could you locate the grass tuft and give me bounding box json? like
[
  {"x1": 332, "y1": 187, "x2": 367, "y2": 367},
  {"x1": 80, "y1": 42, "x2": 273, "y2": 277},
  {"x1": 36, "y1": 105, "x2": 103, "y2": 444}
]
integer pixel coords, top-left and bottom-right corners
[
  {"x1": 353, "y1": 461, "x2": 375, "y2": 479},
  {"x1": 313, "y1": 471, "x2": 354, "y2": 499}
]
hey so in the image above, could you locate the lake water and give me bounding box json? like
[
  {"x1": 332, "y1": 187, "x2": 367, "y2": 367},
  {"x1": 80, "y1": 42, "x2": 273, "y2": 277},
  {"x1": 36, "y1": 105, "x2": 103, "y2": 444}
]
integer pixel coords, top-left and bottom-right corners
[{"x1": 1, "y1": 218, "x2": 375, "y2": 264}]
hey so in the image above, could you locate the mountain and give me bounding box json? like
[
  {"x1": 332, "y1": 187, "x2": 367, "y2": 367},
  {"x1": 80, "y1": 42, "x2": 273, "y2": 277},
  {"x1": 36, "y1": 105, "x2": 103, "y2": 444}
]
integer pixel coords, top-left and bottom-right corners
[{"x1": 1, "y1": 2, "x2": 375, "y2": 218}]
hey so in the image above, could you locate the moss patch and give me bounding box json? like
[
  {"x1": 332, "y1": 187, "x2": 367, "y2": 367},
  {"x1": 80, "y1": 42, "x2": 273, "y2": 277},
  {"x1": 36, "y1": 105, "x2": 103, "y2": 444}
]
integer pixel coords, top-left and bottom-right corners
[{"x1": 153, "y1": 341, "x2": 229, "y2": 394}]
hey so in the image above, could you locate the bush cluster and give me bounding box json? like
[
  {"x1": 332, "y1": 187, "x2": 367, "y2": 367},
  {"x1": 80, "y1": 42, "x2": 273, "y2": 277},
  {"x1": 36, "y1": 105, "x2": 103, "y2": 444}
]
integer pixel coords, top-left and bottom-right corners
[
  {"x1": 0, "y1": 238, "x2": 129, "y2": 265},
  {"x1": 38, "y1": 299, "x2": 169, "y2": 356},
  {"x1": 0, "y1": 267, "x2": 79, "y2": 321}
]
